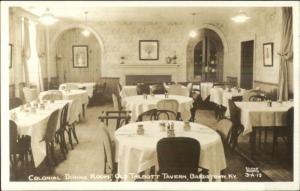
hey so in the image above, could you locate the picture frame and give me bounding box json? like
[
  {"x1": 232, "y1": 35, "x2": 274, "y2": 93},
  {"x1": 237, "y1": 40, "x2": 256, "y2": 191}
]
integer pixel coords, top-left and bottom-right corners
[
  {"x1": 263, "y1": 42, "x2": 273, "y2": 67},
  {"x1": 72, "y1": 45, "x2": 89, "y2": 68},
  {"x1": 9, "y1": 43, "x2": 13, "y2": 68},
  {"x1": 139, "y1": 40, "x2": 159, "y2": 60}
]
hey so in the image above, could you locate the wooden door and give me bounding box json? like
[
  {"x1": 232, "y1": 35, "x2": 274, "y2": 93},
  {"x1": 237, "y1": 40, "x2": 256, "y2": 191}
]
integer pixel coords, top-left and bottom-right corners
[{"x1": 240, "y1": 40, "x2": 254, "y2": 89}]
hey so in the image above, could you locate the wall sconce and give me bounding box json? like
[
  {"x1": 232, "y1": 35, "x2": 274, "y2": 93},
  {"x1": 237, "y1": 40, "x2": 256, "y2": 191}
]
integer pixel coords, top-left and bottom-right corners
[
  {"x1": 120, "y1": 56, "x2": 125, "y2": 64},
  {"x1": 56, "y1": 54, "x2": 63, "y2": 60}
]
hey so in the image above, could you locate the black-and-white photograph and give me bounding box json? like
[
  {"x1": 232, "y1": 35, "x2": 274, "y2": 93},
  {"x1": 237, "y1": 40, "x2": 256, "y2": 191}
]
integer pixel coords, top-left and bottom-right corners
[{"x1": 1, "y1": 1, "x2": 299, "y2": 191}]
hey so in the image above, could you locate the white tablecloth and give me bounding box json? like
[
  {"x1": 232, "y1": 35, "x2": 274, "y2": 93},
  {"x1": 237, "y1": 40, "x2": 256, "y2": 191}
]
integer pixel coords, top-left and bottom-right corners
[
  {"x1": 209, "y1": 87, "x2": 245, "y2": 117},
  {"x1": 62, "y1": 90, "x2": 89, "y2": 118},
  {"x1": 59, "y1": 82, "x2": 95, "y2": 98},
  {"x1": 200, "y1": 82, "x2": 214, "y2": 100},
  {"x1": 115, "y1": 120, "x2": 226, "y2": 181},
  {"x1": 235, "y1": 101, "x2": 294, "y2": 135},
  {"x1": 122, "y1": 95, "x2": 193, "y2": 122},
  {"x1": 39, "y1": 90, "x2": 89, "y2": 118},
  {"x1": 9, "y1": 100, "x2": 71, "y2": 167},
  {"x1": 120, "y1": 85, "x2": 189, "y2": 98},
  {"x1": 120, "y1": 86, "x2": 137, "y2": 98}
]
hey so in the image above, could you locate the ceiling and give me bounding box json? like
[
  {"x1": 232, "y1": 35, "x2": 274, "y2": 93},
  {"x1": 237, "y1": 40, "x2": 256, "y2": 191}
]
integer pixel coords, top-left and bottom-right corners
[{"x1": 22, "y1": 5, "x2": 272, "y2": 23}]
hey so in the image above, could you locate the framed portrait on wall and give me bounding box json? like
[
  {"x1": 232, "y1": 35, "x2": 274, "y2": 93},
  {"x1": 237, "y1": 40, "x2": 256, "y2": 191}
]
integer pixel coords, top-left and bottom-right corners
[
  {"x1": 9, "y1": 43, "x2": 13, "y2": 68},
  {"x1": 263, "y1": 42, "x2": 273, "y2": 67},
  {"x1": 139, "y1": 40, "x2": 159, "y2": 60},
  {"x1": 72, "y1": 45, "x2": 89, "y2": 68}
]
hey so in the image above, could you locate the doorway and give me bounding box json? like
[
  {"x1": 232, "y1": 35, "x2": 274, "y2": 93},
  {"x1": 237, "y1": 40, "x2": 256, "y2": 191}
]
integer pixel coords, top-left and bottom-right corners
[
  {"x1": 240, "y1": 40, "x2": 254, "y2": 89},
  {"x1": 186, "y1": 28, "x2": 224, "y2": 82}
]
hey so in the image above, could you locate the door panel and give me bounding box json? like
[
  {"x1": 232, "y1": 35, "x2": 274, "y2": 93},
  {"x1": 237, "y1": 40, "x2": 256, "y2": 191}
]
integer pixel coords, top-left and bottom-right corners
[{"x1": 240, "y1": 40, "x2": 254, "y2": 89}]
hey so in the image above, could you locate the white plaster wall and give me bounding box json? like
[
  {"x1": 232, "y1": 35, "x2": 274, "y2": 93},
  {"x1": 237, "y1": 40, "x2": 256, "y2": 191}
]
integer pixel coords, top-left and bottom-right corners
[
  {"x1": 47, "y1": 7, "x2": 283, "y2": 86},
  {"x1": 222, "y1": 8, "x2": 282, "y2": 85}
]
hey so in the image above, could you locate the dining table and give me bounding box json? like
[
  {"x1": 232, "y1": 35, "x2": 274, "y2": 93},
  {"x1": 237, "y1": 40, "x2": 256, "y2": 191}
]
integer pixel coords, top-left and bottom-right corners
[
  {"x1": 114, "y1": 120, "x2": 226, "y2": 181},
  {"x1": 59, "y1": 82, "x2": 96, "y2": 98},
  {"x1": 199, "y1": 82, "x2": 214, "y2": 100},
  {"x1": 9, "y1": 100, "x2": 72, "y2": 167},
  {"x1": 122, "y1": 94, "x2": 193, "y2": 122},
  {"x1": 235, "y1": 101, "x2": 294, "y2": 157},
  {"x1": 39, "y1": 89, "x2": 89, "y2": 118},
  {"x1": 209, "y1": 87, "x2": 245, "y2": 117}
]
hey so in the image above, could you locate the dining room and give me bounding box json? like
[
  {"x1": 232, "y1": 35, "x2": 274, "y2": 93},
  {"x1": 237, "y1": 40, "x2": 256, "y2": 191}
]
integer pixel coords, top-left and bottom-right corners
[{"x1": 2, "y1": 1, "x2": 299, "y2": 191}]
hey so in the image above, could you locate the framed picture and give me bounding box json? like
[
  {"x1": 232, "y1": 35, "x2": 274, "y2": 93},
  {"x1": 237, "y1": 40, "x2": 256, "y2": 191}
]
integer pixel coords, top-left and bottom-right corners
[
  {"x1": 9, "y1": 43, "x2": 13, "y2": 68},
  {"x1": 139, "y1": 40, "x2": 159, "y2": 60},
  {"x1": 72, "y1": 45, "x2": 89, "y2": 68},
  {"x1": 263, "y1": 42, "x2": 273, "y2": 67}
]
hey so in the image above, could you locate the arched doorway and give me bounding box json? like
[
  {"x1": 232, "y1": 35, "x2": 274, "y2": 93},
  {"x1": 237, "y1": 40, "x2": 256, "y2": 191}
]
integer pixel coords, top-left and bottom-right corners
[
  {"x1": 186, "y1": 25, "x2": 227, "y2": 82},
  {"x1": 50, "y1": 24, "x2": 104, "y2": 83}
]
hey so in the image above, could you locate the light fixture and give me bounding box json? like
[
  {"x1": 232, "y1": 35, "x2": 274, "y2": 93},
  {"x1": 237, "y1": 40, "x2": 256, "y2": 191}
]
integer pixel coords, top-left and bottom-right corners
[
  {"x1": 81, "y1": 11, "x2": 91, "y2": 37},
  {"x1": 39, "y1": 8, "x2": 58, "y2": 26},
  {"x1": 231, "y1": 10, "x2": 251, "y2": 23},
  {"x1": 189, "y1": 13, "x2": 197, "y2": 38}
]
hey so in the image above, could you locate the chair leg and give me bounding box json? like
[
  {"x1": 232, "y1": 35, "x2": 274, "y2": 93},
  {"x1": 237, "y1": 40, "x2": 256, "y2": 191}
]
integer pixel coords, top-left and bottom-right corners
[
  {"x1": 72, "y1": 124, "x2": 79, "y2": 144},
  {"x1": 58, "y1": 136, "x2": 66, "y2": 160},
  {"x1": 60, "y1": 132, "x2": 68, "y2": 154},
  {"x1": 67, "y1": 128, "x2": 74, "y2": 149},
  {"x1": 50, "y1": 141, "x2": 57, "y2": 166},
  {"x1": 45, "y1": 144, "x2": 52, "y2": 172}
]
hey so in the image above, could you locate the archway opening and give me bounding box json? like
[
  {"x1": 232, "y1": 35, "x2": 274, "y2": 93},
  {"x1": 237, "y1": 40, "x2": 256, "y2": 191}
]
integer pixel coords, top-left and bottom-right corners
[
  {"x1": 186, "y1": 27, "x2": 225, "y2": 82},
  {"x1": 54, "y1": 27, "x2": 102, "y2": 83}
]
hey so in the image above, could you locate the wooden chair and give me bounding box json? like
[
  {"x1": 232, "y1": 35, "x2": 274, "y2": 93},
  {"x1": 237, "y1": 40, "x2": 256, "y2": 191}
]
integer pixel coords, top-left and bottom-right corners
[
  {"x1": 55, "y1": 104, "x2": 69, "y2": 159},
  {"x1": 43, "y1": 110, "x2": 60, "y2": 171},
  {"x1": 156, "y1": 99, "x2": 179, "y2": 120},
  {"x1": 98, "y1": 112, "x2": 131, "y2": 180},
  {"x1": 23, "y1": 87, "x2": 38, "y2": 103},
  {"x1": 9, "y1": 97, "x2": 23, "y2": 110},
  {"x1": 228, "y1": 99, "x2": 244, "y2": 149},
  {"x1": 157, "y1": 137, "x2": 201, "y2": 181},
  {"x1": 10, "y1": 120, "x2": 31, "y2": 180},
  {"x1": 216, "y1": 119, "x2": 233, "y2": 155},
  {"x1": 273, "y1": 107, "x2": 294, "y2": 156},
  {"x1": 66, "y1": 100, "x2": 80, "y2": 149},
  {"x1": 112, "y1": 93, "x2": 123, "y2": 111}
]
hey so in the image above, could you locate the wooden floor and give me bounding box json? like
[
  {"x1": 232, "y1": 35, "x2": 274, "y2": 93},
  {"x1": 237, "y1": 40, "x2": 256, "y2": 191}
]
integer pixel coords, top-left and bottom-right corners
[{"x1": 11, "y1": 103, "x2": 292, "y2": 182}]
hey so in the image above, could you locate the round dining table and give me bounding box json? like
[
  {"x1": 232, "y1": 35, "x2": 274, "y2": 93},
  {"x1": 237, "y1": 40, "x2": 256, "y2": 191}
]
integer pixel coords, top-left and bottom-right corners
[
  {"x1": 122, "y1": 94, "x2": 193, "y2": 122},
  {"x1": 9, "y1": 100, "x2": 72, "y2": 167},
  {"x1": 39, "y1": 89, "x2": 89, "y2": 118},
  {"x1": 114, "y1": 120, "x2": 226, "y2": 181}
]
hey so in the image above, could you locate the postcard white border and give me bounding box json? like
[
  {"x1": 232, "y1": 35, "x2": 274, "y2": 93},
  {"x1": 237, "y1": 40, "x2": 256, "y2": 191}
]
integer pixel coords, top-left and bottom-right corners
[{"x1": 1, "y1": 1, "x2": 299, "y2": 191}]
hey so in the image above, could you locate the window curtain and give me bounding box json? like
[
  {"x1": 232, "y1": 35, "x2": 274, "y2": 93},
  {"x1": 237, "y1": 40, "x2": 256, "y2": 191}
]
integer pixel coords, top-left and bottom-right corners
[
  {"x1": 22, "y1": 17, "x2": 31, "y2": 87},
  {"x1": 36, "y1": 24, "x2": 46, "y2": 92},
  {"x1": 278, "y1": 7, "x2": 293, "y2": 101}
]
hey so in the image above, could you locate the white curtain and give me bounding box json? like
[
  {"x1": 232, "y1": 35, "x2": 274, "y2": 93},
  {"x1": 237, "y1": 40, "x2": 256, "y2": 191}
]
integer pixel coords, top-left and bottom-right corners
[
  {"x1": 36, "y1": 24, "x2": 46, "y2": 91},
  {"x1": 278, "y1": 7, "x2": 293, "y2": 101},
  {"x1": 22, "y1": 17, "x2": 31, "y2": 87}
]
